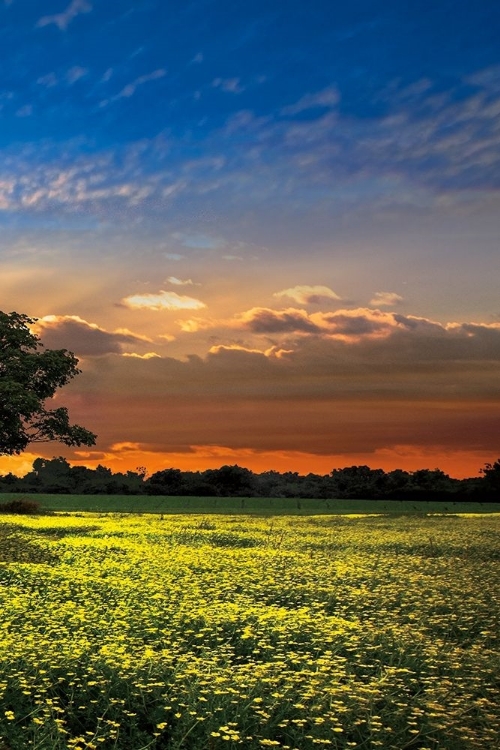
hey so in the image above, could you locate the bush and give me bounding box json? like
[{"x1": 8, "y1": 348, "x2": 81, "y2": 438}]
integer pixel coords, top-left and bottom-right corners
[{"x1": 0, "y1": 497, "x2": 41, "y2": 514}]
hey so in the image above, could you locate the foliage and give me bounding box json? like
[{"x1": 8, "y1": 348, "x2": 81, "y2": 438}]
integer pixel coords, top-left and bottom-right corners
[
  {"x1": 0, "y1": 311, "x2": 96, "y2": 455},
  {"x1": 481, "y1": 459, "x2": 500, "y2": 490},
  {"x1": 1, "y1": 458, "x2": 499, "y2": 501},
  {"x1": 0, "y1": 497, "x2": 40, "y2": 514},
  {"x1": 0, "y1": 512, "x2": 498, "y2": 749}
]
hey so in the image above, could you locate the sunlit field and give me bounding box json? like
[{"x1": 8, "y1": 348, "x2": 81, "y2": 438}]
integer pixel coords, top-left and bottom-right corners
[{"x1": 0, "y1": 513, "x2": 499, "y2": 750}]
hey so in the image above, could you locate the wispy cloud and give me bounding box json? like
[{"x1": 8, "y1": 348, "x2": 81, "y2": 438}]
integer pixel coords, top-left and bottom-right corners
[
  {"x1": 36, "y1": 0, "x2": 92, "y2": 32},
  {"x1": 173, "y1": 232, "x2": 226, "y2": 249},
  {"x1": 15, "y1": 105, "x2": 32, "y2": 117},
  {"x1": 3, "y1": 65, "x2": 500, "y2": 230},
  {"x1": 212, "y1": 77, "x2": 244, "y2": 94},
  {"x1": 274, "y1": 285, "x2": 342, "y2": 305},
  {"x1": 281, "y1": 86, "x2": 340, "y2": 115},
  {"x1": 37, "y1": 73, "x2": 58, "y2": 88},
  {"x1": 66, "y1": 66, "x2": 88, "y2": 84},
  {"x1": 121, "y1": 290, "x2": 206, "y2": 311},
  {"x1": 166, "y1": 276, "x2": 198, "y2": 286},
  {"x1": 113, "y1": 69, "x2": 166, "y2": 100},
  {"x1": 122, "y1": 352, "x2": 160, "y2": 359},
  {"x1": 370, "y1": 292, "x2": 404, "y2": 307}
]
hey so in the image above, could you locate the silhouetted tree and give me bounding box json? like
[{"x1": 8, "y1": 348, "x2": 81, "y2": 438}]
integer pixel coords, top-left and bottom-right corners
[
  {"x1": 330, "y1": 465, "x2": 386, "y2": 498},
  {"x1": 32, "y1": 456, "x2": 72, "y2": 493},
  {"x1": 202, "y1": 465, "x2": 256, "y2": 496},
  {"x1": 0, "y1": 311, "x2": 96, "y2": 455},
  {"x1": 480, "y1": 459, "x2": 500, "y2": 498},
  {"x1": 146, "y1": 468, "x2": 184, "y2": 495}
]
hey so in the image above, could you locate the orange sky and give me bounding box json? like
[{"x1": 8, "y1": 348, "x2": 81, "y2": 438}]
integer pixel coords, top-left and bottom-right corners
[{"x1": 1, "y1": 3, "x2": 500, "y2": 481}]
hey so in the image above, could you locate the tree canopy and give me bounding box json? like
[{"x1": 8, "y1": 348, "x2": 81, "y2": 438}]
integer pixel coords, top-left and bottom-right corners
[{"x1": 0, "y1": 311, "x2": 96, "y2": 455}]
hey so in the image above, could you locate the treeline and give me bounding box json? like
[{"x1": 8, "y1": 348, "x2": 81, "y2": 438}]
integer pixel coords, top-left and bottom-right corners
[{"x1": 1, "y1": 457, "x2": 499, "y2": 501}]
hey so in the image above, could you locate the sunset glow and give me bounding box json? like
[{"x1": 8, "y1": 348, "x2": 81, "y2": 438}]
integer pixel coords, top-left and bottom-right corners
[{"x1": 1, "y1": 1, "x2": 499, "y2": 479}]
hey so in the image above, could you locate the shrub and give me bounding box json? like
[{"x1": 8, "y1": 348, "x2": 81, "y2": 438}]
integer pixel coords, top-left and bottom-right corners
[{"x1": 0, "y1": 497, "x2": 41, "y2": 514}]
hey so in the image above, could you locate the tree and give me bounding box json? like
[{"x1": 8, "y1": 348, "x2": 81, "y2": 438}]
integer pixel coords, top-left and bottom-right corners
[
  {"x1": 202, "y1": 465, "x2": 256, "y2": 496},
  {"x1": 481, "y1": 460, "x2": 500, "y2": 490},
  {"x1": 146, "y1": 468, "x2": 184, "y2": 495},
  {"x1": 0, "y1": 311, "x2": 96, "y2": 455}
]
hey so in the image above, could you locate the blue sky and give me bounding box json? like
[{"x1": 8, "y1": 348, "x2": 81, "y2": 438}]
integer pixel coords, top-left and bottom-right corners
[{"x1": 1, "y1": 0, "x2": 500, "y2": 477}]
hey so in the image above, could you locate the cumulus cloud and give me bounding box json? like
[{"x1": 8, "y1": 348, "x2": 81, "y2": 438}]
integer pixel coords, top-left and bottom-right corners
[
  {"x1": 34, "y1": 315, "x2": 152, "y2": 356},
  {"x1": 370, "y1": 292, "x2": 404, "y2": 306},
  {"x1": 274, "y1": 285, "x2": 342, "y2": 305},
  {"x1": 236, "y1": 307, "x2": 323, "y2": 334},
  {"x1": 36, "y1": 0, "x2": 92, "y2": 31},
  {"x1": 183, "y1": 304, "x2": 500, "y2": 353},
  {"x1": 229, "y1": 306, "x2": 399, "y2": 339},
  {"x1": 121, "y1": 290, "x2": 206, "y2": 311},
  {"x1": 69, "y1": 316, "x2": 500, "y2": 462}
]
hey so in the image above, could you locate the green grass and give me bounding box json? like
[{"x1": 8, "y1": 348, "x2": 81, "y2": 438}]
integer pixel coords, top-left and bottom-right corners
[{"x1": 1, "y1": 492, "x2": 499, "y2": 514}]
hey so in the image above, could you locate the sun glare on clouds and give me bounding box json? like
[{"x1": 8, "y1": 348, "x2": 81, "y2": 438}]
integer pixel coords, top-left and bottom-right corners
[
  {"x1": 121, "y1": 291, "x2": 206, "y2": 311},
  {"x1": 274, "y1": 285, "x2": 342, "y2": 305}
]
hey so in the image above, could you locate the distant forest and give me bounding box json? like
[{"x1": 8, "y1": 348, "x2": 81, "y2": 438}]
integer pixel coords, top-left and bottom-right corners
[{"x1": 1, "y1": 458, "x2": 499, "y2": 501}]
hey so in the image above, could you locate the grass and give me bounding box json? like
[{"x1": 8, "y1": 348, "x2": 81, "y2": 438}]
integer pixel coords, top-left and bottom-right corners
[
  {"x1": 1, "y1": 492, "x2": 499, "y2": 514},
  {"x1": 0, "y1": 511, "x2": 499, "y2": 749}
]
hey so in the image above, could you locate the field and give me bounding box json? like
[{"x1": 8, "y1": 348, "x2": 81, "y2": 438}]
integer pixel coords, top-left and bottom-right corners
[
  {"x1": 0, "y1": 511, "x2": 499, "y2": 750},
  {"x1": 2, "y1": 493, "x2": 500, "y2": 515}
]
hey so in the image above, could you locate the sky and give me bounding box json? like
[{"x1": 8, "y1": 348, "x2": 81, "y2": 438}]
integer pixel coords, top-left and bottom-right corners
[{"x1": 1, "y1": 0, "x2": 500, "y2": 479}]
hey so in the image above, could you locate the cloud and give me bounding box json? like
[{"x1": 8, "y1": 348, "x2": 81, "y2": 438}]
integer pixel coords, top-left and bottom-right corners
[
  {"x1": 212, "y1": 77, "x2": 244, "y2": 94},
  {"x1": 16, "y1": 105, "x2": 33, "y2": 117},
  {"x1": 189, "y1": 305, "x2": 500, "y2": 353},
  {"x1": 121, "y1": 290, "x2": 206, "y2": 311},
  {"x1": 166, "y1": 276, "x2": 197, "y2": 286},
  {"x1": 114, "y1": 69, "x2": 166, "y2": 100},
  {"x1": 320, "y1": 310, "x2": 397, "y2": 338},
  {"x1": 65, "y1": 316, "x2": 500, "y2": 464},
  {"x1": 36, "y1": 0, "x2": 92, "y2": 31},
  {"x1": 173, "y1": 232, "x2": 226, "y2": 249},
  {"x1": 281, "y1": 86, "x2": 340, "y2": 115},
  {"x1": 208, "y1": 344, "x2": 293, "y2": 359},
  {"x1": 37, "y1": 73, "x2": 58, "y2": 87},
  {"x1": 122, "y1": 352, "x2": 160, "y2": 359},
  {"x1": 4, "y1": 64, "x2": 500, "y2": 229},
  {"x1": 236, "y1": 307, "x2": 323, "y2": 334},
  {"x1": 370, "y1": 292, "x2": 404, "y2": 307},
  {"x1": 66, "y1": 66, "x2": 88, "y2": 84},
  {"x1": 228, "y1": 306, "x2": 398, "y2": 339},
  {"x1": 34, "y1": 315, "x2": 152, "y2": 356},
  {"x1": 274, "y1": 285, "x2": 342, "y2": 305}
]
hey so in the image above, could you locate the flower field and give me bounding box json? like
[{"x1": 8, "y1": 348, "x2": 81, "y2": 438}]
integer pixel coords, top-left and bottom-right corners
[{"x1": 0, "y1": 512, "x2": 499, "y2": 750}]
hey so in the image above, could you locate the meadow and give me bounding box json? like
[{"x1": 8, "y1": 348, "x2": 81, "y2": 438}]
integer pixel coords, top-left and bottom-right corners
[
  {"x1": 0, "y1": 511, "x2": 499, "y2": 750},
  {"x1": 1, "y1": 493, "x2": 500, "y2": 515}
]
